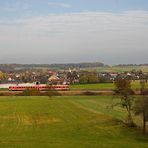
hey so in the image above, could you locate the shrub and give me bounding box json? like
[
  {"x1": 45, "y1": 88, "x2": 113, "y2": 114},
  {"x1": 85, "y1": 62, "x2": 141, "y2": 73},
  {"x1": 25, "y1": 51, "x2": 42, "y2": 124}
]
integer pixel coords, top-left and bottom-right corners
[
  {"x1": 17, "y1": 88, "x2": 41, "y2": 96},
  {"x1": 41, "y1": 89, "x2": 61, "y2": 97},
  {"x1": 82, "y1": 91, "x2": 98, "y2": 96}
]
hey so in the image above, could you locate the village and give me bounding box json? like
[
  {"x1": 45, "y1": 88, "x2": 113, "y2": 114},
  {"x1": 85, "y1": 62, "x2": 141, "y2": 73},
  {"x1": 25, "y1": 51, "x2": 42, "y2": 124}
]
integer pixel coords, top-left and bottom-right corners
[{"x1": 0, "y1": 67, "x2": 147, "y2": 89}]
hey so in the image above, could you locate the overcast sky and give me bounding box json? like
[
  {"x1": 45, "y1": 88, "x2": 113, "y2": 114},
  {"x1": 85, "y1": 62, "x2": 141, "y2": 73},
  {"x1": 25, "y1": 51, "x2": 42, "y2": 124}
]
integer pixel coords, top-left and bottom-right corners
[{"x1": 0, "y1": 0, "x2": 148, "y2": 64}]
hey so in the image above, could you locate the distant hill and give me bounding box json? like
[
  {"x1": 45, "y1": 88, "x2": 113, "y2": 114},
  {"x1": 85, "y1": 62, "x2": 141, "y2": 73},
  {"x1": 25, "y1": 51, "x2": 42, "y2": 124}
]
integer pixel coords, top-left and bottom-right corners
[
  {"x1": 0, "y1": 62, "x2": 105, "y2": 71},
  {"x1": 114, "y1": 64, "x2": 148, "y2": 67},
  {"x1": 49, "y1": 62, "x2": 105, "y2": 69}
]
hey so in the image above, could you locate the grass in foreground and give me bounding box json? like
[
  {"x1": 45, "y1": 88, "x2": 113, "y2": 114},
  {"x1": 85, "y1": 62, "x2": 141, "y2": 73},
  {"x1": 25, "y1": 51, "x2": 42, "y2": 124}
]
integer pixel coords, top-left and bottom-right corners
[{"x1": 0, "y1": 96, "x2": 147, "y2": 148}]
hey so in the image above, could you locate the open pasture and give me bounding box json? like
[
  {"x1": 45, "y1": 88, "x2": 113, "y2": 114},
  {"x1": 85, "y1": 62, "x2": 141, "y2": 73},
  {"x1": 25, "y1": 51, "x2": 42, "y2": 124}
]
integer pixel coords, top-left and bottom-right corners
[
  {"x1": 71, "y1": 81, "x2": 145, "y2": 90},
  {"x1": 81, "y1": 66, "x2": 148, "y2": 72},
  {"x1": 0, "y1": 96, "x2": 147, "y2": 147}
]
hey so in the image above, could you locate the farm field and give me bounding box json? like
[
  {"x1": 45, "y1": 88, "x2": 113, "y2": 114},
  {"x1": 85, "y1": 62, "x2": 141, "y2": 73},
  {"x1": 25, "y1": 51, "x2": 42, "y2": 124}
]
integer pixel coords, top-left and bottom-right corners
[
  {"x1": 0, "y1": 96, "x2": 147, "y2": 148},
  {"x1": 70, "y1": 83, "x2": 114, "y2": 90},
  {"x1": 81, "y1": 66, "x2": 148, "y2": 72},
  {"x1": 70, "y1": 81, "x2": 145, "y2": 90}
]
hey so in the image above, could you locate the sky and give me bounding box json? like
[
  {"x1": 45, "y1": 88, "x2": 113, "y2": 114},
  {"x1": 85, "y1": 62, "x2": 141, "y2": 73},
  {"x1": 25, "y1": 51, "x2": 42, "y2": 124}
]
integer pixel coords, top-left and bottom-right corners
[{"x1": 0, "y1": 0, "x2": 148, "y2": 65}]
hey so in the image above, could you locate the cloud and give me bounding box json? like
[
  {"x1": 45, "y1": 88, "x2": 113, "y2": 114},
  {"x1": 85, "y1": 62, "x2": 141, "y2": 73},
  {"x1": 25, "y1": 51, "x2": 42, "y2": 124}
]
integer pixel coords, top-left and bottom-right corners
[
  {"x1": 0, "y1": 10, "x2": 148, "y2": 64},
  {"x1": 48, "y1": 2, "x2": 71, "y2": 8}
]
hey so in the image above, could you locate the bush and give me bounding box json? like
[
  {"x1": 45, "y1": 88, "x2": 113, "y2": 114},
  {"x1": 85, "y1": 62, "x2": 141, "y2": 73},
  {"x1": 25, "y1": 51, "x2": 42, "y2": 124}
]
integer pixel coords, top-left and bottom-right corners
[
  {"x1": 17, "y1": 88, "x2": 41, "y2": 96},
  {"x1": 41, "y1": 90, "x2": 61, "y2": 97},
  {"x1": 82, "y1": 91, "x2": 99, "y2": 96},
  {"x1": 0, "y1": 93, "x2": 4, "y2": 96}
]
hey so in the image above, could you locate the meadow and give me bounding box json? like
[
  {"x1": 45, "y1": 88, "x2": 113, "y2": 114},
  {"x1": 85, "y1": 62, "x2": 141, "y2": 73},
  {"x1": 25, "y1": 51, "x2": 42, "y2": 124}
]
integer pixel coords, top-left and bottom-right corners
[
  {"x1": 70, "y1": 81, "x2": 144, "y2": 90},
  {"x1": 81, "y1": 66, "x2": 148, "y2": 72},
  {"x1": 0, "y1": 96, "x2": 147, "y2": 148}
]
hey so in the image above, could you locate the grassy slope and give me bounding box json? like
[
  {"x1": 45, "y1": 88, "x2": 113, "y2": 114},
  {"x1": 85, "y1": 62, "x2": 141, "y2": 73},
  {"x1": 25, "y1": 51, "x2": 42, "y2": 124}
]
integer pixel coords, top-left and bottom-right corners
[{"x1": 0, "y1": 96, "x2": 147, "y2": 148}]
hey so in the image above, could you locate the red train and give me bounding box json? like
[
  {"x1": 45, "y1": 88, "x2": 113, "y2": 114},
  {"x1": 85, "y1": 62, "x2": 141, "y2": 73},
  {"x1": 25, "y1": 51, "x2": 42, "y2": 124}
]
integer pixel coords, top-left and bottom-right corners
[{"x1": 9, "y1": 85, "x2": 70, "y2": 91}]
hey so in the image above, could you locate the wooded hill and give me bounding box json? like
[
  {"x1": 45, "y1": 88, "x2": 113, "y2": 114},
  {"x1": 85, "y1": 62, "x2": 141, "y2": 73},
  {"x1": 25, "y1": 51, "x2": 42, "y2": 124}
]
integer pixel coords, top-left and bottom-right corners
[{"x1": 0, "y1": 62, "x2": 105, "y2": 71}]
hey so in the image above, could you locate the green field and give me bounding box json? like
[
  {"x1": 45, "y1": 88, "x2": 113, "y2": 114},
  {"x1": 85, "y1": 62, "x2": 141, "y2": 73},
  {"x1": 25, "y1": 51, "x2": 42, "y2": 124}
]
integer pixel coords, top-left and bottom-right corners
[
  {"x1": 71, "y1": 83, "x2": 115, "y2": 90},
  {"x1": 81, "y1": 66, "x2": 148, "y2": 72},
  {"x1": 71, "y1": 81, "x2": 144, "y2": 90},
  {"x1": 0, "y1": 96, "x2": 147, "y2": 148}
]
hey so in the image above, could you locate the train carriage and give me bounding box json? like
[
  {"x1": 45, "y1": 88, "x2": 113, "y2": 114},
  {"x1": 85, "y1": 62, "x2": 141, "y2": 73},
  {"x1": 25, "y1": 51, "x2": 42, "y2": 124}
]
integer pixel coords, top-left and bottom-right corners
[{"x1": 9, "y1": 85, "x2": 70, "y2": 91}]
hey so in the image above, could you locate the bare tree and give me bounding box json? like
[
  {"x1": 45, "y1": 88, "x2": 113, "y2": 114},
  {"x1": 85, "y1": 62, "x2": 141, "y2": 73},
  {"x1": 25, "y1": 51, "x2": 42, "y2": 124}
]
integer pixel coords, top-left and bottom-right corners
[
  {"x1": 133, "y1": 81, "x2": 148, "y2": 134},
  {"x1": 114, "y1": 78, "x2": 135, "y2": 127}
]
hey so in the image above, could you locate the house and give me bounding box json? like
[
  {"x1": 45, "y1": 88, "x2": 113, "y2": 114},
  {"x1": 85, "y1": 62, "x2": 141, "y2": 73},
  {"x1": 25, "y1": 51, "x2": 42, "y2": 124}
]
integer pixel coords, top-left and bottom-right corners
[{"x1": 48, "y1": 74, "x2": 63, "y2": 84}]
